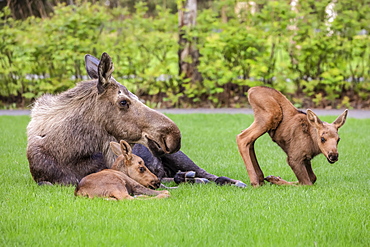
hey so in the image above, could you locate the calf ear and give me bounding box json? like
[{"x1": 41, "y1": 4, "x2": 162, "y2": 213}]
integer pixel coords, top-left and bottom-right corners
[
  {"x1": 110, "y1": 141, "x2": 122, "y2": 156},
  {"x1": 333, "y1": 109, "x2": 348, "y2": 129},
  {"x1": 120, "y1": 140, "x2": 133, "y2": 161},
  {"x1": 85, "y1": 54, "x2": 100, "y2": 79},
  {"x1": 97, "y1": 52, "x2": 114, "y2": 94},
  {"x1": 307, "y1": 109, "x2": 323, "y2": 128}
]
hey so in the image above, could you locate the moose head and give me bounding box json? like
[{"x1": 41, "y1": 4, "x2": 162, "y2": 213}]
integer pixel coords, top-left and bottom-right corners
[
  {"x1": 307, "y1": 109, "x2": 348, "y2": 164},
  {"x1": 85, "y1": 53, "x2": 181, "y2": 156},
  {"x1": 110, "y1": 140, "x2": 161, "y2": 189}
]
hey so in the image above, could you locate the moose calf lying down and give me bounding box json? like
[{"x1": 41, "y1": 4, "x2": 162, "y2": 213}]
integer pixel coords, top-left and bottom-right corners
[
  {"x1": 75, "y1": 140, "x2": 169, "y2": 200},
  {"x1": 237, "y1": 86, "x2": 348, "y2": 186}
]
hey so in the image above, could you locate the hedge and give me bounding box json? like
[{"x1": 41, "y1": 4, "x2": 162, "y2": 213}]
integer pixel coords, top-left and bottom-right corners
[{"x1": 0, "y1": 0, "x2": 369, "y2": 109}]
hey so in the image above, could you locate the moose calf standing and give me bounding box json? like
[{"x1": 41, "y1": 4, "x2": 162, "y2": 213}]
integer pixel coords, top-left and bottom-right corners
[
  {"x1": 75, "y1": 140, "x2": 169, "y2": 200},
  {"x1": 237, "y1": 86, "x2": 348, "y2": 186}
]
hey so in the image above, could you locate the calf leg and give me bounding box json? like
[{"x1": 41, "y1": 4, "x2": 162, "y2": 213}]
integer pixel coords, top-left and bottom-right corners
[
  {"x1": 304, "y1": 160, "x2": 317, "y2": 184},
  {"x1": 288, "y1": 157, "x2": 313, "y2": 185},
  {"x1": 264, "y1": 175, "x2": 298, "y2": 185},
  {"x1": 110, "y1": 187, "x2": 134, "y2": 200},
  {"x1": 237, "y1": 121, "x2": 266, "y2": 186},
  {"x1": 126, "y1": 176, "x2": 170, "y2": 198}
]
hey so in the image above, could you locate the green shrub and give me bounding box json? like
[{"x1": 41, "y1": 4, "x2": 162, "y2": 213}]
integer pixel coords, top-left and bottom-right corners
[{"x1": 0, "y1": 0, "x2": 369, "y2": 109}]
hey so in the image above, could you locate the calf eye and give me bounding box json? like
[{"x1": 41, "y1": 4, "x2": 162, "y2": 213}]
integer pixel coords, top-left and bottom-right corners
[
  {"x1": 321, "y1": 137, "x2": 326, "y2": 143},
  {"x1": 120, "y1": 100, "x2": 127, "y2": 106},
  {"x1": 139, "y1": 167, "x2": 146, "y2": 173}
]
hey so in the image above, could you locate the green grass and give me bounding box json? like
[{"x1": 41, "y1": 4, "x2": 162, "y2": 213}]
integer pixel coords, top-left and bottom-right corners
[{"x1": 1, "y1": 114, "x2": 369, "y2": 246}]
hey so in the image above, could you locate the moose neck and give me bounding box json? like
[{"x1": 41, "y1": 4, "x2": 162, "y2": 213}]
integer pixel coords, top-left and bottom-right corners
[{"x1": 111, "y1": 158, "x2": 129, "y2": 174}]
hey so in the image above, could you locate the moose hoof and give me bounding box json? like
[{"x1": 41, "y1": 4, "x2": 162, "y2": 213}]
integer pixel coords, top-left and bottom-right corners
[
  {"x1": 185, "y1": 171, "x2": 196, "y2": 178},
  {"x1": 215, "y1": 177, "x2": 247, "y2": 187},
  {"x1": 193, "y1": 178, "x2": 210, "y2": 184},
  {"x1": 174, "y1": 171, "x2": 196, "y2": 184},
  {"x1": 215, "y1": 176, "x2": 233, "y2": 186},
  {"x1": 233, "y1": 180, "x2": 247, "y2": 188}
]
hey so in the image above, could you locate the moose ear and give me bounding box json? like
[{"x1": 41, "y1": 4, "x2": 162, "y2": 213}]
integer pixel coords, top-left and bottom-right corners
[
  {"x1": 110, "y1": 141, "x2": 122, "y2": 156},
  {"x1": 307, "y1": 109, "x2": 323, "y2": 128},
  {"x1": 85, "y1": 54, "x2": 100, "y2": 79},
  {"x1": 97, "y1": 52, "x2": 114, "y2": 94},
  {"x1": 120, "y1": 140, "x2": 132, "y2": 161},
  {"x1": 333, "y1": 109, "x2": 348, "y2": 129}
]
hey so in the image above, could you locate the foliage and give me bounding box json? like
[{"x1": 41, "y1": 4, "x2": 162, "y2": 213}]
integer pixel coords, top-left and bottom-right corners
[
  {"x1": 0, "y1": 0, "x2": 369, "y2": 109},
  {"x1": 1, "y1": 114, "x2": 369, "y2": 246}
]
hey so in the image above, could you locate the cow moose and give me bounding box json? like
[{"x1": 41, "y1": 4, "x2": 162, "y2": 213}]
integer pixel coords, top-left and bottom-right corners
[
  {"x1": 84, "y1": 53, "x2": 247, "y2": 188},
  {"x1": 237, "y1": 86, "x2": 348, "y2": 186},
  {"x1": 27, "y1": 52, "x2": 181, "y2": 185},
  {"x1": 75, "y1": 140, "x2": 169, "y2": 200}
]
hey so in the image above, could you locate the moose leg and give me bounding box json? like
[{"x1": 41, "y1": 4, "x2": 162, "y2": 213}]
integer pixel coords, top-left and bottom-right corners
[
  {"x1": 110, "y1": 188, "x2": 134, "y2": 200},
  {"x1": 125, "y1": 176, "x2": 170, "y2": 198},
  {"x1": 161, "y1": 151, "x2": 245, "y2": 187},
  {"x1": 288, "y1": 157, "x2": 313, "y2": 185},
  {"x1": 237, "y1": 122, "x2": 266, "y2": 186},
  {"x1": 304, "y1": 160, "x2": 317, "y2": 184},
  {"x1": 264, "y1": 175, "x2": 298, "y2": 185}
]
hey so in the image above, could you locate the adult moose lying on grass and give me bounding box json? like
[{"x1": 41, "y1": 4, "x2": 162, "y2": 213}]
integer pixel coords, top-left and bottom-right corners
[
  {"x1": 27, "y1": 52, "x2": 244, "y2": 187},
  {"x1": 27, "y1": 52, "x2": 181, "y2": 185},
  {"x1": 237, "y1": 86, "x2": 348, "y2": 187}
]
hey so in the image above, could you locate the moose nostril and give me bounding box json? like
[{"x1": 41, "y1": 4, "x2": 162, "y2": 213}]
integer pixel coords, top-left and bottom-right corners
[
  {"x1": 152, "y1": 180, "x2": 160, "y2": 189},
  {"x1": 329, "y1": 153, "x2": 338, "y2": 161}
]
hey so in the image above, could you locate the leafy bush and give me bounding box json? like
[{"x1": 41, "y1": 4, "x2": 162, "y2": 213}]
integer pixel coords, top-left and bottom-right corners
[{"x1": 0, "y1": 0, "x2": 369, "y2": 109}]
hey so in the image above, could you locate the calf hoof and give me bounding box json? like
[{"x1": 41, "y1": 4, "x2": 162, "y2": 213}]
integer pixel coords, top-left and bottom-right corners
[
  {"x1": 264, "y1": 175, "x2": 293, "y2": 185},
  {"x1": 156, "y1": 191, "x2": 170, "y2": 199}
]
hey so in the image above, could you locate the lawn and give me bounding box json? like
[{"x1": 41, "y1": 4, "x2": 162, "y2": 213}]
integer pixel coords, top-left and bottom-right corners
[{"x1": 1, "y1": 113, "x2": 369, "y2": 246}]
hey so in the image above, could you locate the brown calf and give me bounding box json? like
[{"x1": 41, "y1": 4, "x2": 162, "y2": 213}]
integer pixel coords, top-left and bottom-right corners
[
  {"x1": 237, "y1": 86, "x2": 348, "y2": 186},
  {"x1": 75, "y1": 140, "x2": 169, "y2": 200}
]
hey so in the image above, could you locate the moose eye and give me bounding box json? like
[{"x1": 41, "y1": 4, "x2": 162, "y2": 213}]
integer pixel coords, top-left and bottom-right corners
[
  {"x1": 139, "y1": 167, "x2": 146, "y2": 173},
  {"x1": 321, "y1": 137, "x2": 326, "y2": 143},
  {"x1": 119, "y1": 99, "x2": 129, "y2": 109}
]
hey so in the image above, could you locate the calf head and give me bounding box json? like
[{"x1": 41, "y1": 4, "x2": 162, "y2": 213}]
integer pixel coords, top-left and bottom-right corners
[
  {"x1": 307, "y1": 109, "x2": 348, "y2": 164},
  {"x1": 110, "y1": 140, "x2": 160, "y2": 189},
  {"x1": 86, "y1": 53, "x2": 181, "y2": 156}
]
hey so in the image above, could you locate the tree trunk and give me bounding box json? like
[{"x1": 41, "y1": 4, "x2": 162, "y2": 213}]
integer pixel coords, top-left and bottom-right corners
[{"x1": 178, "y1": 0, "x2": 202, "y2": 83}]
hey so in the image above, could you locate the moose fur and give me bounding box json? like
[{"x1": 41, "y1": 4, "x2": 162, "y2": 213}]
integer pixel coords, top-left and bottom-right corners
[
  {"x1": 75, "y1": 140, "x2": 169, "y2": 200},
  {"x1": 27, "y1": 52, "x2": 181, "y2": 185},
  {"x1": 237, "y1": 86, "x2": 348, "y2": 186},
  {"x1": 84, "y1": 54, "x2": 247, "y2": 188}
]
